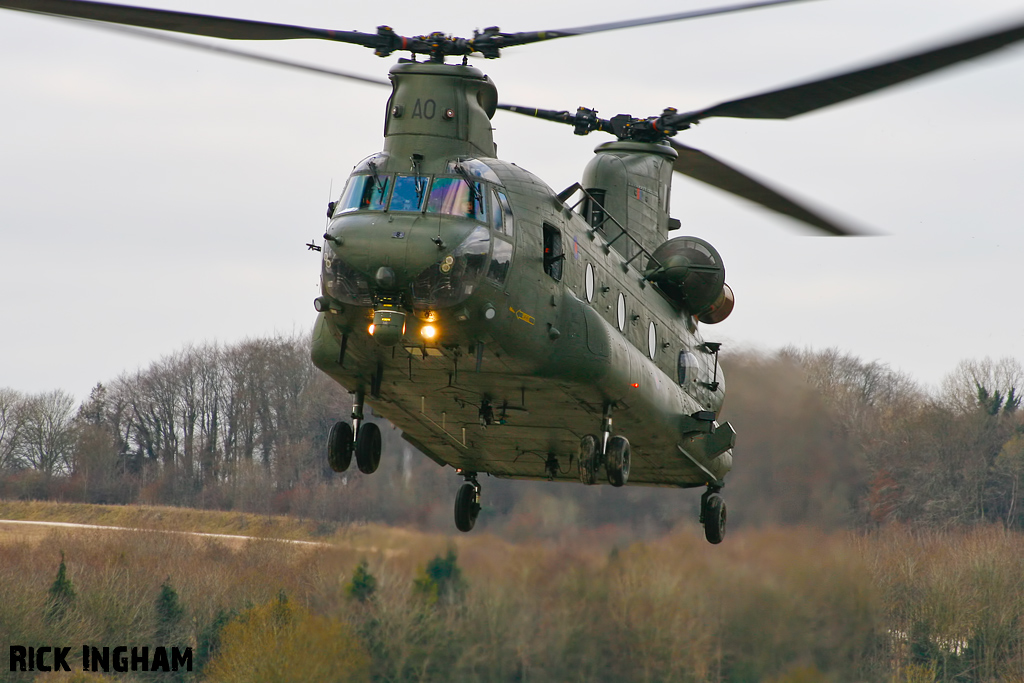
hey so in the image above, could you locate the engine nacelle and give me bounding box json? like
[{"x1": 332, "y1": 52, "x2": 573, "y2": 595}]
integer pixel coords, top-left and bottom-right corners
[{"x1": 646, "y1": 237, "x2": 734, "y2": 323}]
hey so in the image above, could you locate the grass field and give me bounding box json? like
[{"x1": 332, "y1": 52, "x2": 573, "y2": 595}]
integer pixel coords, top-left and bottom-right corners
[
  {"x1": 3, "y1": 500, "x2": 1024, "y2": 682},
  {"x1": 0, "y1": 499, "x2": 449, "y2": 556}
]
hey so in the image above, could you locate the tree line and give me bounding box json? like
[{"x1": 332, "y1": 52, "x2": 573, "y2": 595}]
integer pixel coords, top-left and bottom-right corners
[{"x1": 1, "y1": 334, "x2": 1022, "y2": 532}]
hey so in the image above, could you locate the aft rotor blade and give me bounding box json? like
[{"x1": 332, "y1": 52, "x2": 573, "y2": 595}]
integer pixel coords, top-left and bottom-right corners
[
  {"x1": 677, "y1": 18, "x2": 1024, "y2": 123},
  {"x1": 94, "y1": 24, "x2": 391, "y2": 87},
  {"x1": 669, "y1": 140, "x2": 863, "y2": 235},
  {"x1": 0, "y1": 0, "x2": 378, "y2": 45},
  {"x1": 497, "y1": 0, "x2": 816, "y2": 48}
]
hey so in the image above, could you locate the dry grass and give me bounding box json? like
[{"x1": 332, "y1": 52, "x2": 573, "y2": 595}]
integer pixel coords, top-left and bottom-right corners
[{"x1": 3, "y1": 502, "x2": 1024, "y2": 682}]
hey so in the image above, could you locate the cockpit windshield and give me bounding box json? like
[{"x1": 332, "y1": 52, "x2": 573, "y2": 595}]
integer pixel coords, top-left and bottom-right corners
[
  {"x1": 330, "y1": 157, "x2": 499, "y2": 224},
  {"x1": 389, "y1": 175, "x2": 429, "y2": 212},
  {"x1": 336, "y1": 174, "x2": 390, "y2": 214},
  {"x1": 426, "y1": 178, "x2": 486, "y2": 221}
]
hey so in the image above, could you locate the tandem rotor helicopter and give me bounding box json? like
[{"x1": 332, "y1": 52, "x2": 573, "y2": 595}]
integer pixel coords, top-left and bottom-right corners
[{"x1": 3, "y1": 0, "x2": 1023, "y2": 542}]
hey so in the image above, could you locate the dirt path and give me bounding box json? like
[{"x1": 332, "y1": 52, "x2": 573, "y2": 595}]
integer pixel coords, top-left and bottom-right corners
[{"x1": 0, "y1": 519, "x2": 328, "y2": 548}]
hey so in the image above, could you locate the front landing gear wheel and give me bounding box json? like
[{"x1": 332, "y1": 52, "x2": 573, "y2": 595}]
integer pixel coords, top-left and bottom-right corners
[
  {"x1": 327, "y1": 421, "x2": 353, "y2": 473},
  {"x1": 454, "y1": 481, "x2": 481, "y2": 532},
  {"x1": 605, "y1": 435, "x2": 630, "y2": 487},
  {"x1": 355, "y1": 422, "x2": 382, "y2": 474},
  {"x1": 702, "y1": 492, "x2": 727, "y2": 544},
  {"x1": 578, "y1": 434, "x2": 599, "y2": 485}
]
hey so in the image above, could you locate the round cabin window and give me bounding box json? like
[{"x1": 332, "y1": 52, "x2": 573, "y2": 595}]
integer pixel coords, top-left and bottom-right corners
[
  {"x1": 616, "y1": 292, "x2": 626, "y2": 332},
  {"x1": 648, "y1": 322, "x2": 657, "y2": 359},
  {"x1": 585, "y1": 263, "x2": 595, "y2": 303},
  {"x1": 678, "y1": 351, "x2": 700, "y2": 385}
]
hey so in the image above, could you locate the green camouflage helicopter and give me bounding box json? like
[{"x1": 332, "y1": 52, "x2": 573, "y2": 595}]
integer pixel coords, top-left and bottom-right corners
[{"x1": 4, "y1": 0, "x2": 1023, "y2": 543}]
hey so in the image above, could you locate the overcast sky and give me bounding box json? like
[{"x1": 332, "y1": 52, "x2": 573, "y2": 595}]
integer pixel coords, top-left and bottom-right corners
[{"x1": 1, "y1": 0, "x2": 1022, "y2": 401}]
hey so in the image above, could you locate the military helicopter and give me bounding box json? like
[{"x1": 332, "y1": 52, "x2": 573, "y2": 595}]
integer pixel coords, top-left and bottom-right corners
[{"x1": 3, "y1": 0, "x2": 1023, "y2": 543}]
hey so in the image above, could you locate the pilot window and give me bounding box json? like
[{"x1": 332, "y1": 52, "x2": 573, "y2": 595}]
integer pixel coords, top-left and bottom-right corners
[
  {"x1": 390, "y1": 175, "x2": 429, "y2": 212},
  {"x1": 543, "y1": 224, "x2": 564, "y2": 281},
  {"x1": 336, "y1": 174, "x2": 391, "y2": 214},
  {"x1": 426, "y1": 178, "x2": 486, "y2": 221},
  {"x1": 491, "y1": 189, "x2": 514, "y2": 237},
  {"x1": 487, "y1": 238, "x2": 513, "y2": 285}
]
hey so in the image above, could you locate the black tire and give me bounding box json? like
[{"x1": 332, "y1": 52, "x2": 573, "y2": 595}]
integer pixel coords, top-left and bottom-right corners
[
  {"x1": 703, "y1": 493, "x2": 727, "y2": 544},
  {"x1": 578, "y1": 434, "x2": 599, "y2": 485},
  {"x1": 327, "y1": 421, "x2": 353, "y2": 473},
  {"x1": 454, "y1": 482, "x2": 480, "y2": 532},
  {"x1": 355, "y1": 422, "x2": 382, "y2": 474},
  {"x1": 605, "y1": 435, "x2": 630, "y2": 487}
]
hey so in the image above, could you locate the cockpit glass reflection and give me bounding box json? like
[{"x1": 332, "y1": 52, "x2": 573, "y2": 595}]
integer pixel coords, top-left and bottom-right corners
[
  {"x1": 426, "y1": 178, "x2": 486, "y2": 221},
  {"x1": 411, "y1": 226, "x2": 490, "y2": 307},
  {"x1": 336, "y1": 174, "x2": 390, "y2": 214},
  {"x1": 446, "y1": 158, "x2": 501, "y2": 183},
  {"x1": 390, "y1": 175, "x2": 429, "y2": 212}
]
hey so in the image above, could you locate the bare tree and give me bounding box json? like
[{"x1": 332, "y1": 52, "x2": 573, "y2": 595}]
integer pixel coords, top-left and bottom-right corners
[
  {"x1": 16, "y1": 390, "x2": 76, "y2": 478},
  {"x1": 940, "y1": 357, "x2": 1024, "y2": 414},
  {"x1": 0, "y1": 387, "x2": 23, "y2": 470}
]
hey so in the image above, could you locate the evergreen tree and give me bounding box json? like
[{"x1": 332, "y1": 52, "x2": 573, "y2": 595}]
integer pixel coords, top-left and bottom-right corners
[
  {"x1": 155, "y1": 577, "x2": 185, "y2": 643},
  {"x1": 413, "y1": 548, "x2": 465, "y2": 605},
  {"x1": 345, "y1": 559, "x2": 377, "y2": 603},
  {"x1": 46, "y1": 551, "x2": 76, "y2": 623},
  {"x1": 197, "y1": 608, "x2": 235, "y2": 673}
]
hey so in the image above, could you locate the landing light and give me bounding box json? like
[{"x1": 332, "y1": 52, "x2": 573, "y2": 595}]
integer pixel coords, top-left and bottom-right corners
[
  {"x1": 368, "y1": 323, "x2": 376, "y2": 335},
  {"x1": 421, "y1": 325, "x2": 438, "y2": 340}
]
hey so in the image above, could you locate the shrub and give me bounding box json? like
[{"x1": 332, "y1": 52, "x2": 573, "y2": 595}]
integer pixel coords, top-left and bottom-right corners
[{"x1": 205, "y1": 593, "x2": 369, "y2": 683}]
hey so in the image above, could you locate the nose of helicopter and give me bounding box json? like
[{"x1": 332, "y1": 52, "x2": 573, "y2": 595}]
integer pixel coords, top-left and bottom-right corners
[
  {"x1": 322, "y1": 212, "x2": 491, "y2": 343},
  {"x1": 326, "y1": 212, "x2": 457, "y2": 283}
]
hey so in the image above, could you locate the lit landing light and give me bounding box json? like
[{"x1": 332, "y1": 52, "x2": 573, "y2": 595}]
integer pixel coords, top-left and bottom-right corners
[
  {"x1": 371, "y1": 309, "x2": 406, "y2": 346},
  {"x1": 421, "y1": 324, "x2": 438, "y2": 340},
  {"x1": 368, "y1": 323, "x2": 376, "y2": 335}
]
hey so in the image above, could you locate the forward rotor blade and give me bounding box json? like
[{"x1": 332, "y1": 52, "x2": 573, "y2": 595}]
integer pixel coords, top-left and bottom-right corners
[
  {"x1": 669, "y1": 140, "x2": 863, "y2": 235},
  {"x1": 94, "y1": 24, "x2": 391, "y2": 87},
  {"x1": 0, "y1": 0, "x2": 377, "y2": 44},
  {"x1": 677, "y1": 18, "x2": 1024, "y2": 123},
  {"x1": 497, "y1": 0, "x2": 815, "y2": 48}
]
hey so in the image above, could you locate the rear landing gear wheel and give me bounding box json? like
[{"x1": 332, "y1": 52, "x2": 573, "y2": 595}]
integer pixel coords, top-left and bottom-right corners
[
  {"x1": 327, "y1": 421, "x2": 353, "y2": 473},
  {"x1": 578, "y1": 434, "x2": 599, "y2": 485},
  {"x1": 701, "y1": 491, "x2": 727, "y2": 544},
  {"x1": 454, "y1": 480, "x2": 481, "y2": 532},
  {"x1": 355, "y1": 422, "x2": 382, "y2": 474},
  {"x1": 605, "y1": 435, "x2": 630, "y2": 487}
]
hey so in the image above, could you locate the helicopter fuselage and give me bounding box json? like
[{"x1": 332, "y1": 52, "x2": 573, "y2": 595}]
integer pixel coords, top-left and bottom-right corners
[{"x1": 311, "y1": 61, "x2": 735, "y2": 487}]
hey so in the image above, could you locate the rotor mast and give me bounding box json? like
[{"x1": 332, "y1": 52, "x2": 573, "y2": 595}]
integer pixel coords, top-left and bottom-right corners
[{"x1": 383, "y1": 62, "x2": 498, "y2": 161}]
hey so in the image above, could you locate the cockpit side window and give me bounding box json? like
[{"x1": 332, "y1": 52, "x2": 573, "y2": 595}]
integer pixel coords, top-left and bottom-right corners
[
  {"x1": 336, "y1": 174, "x2": 390, "y2": 214},
  {"x1": 492, "y1": 189, "x2": 514, "y2": 237},
  {"x1": 487, "y1": 238, "x2": 513, "y2": 285},
  {"x1": 390, "y1": 175, "x2": 430, "y2": 212},
  {"x1": 427, "y1": 177, "x2": 486, "y2": 222}
]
